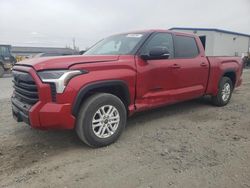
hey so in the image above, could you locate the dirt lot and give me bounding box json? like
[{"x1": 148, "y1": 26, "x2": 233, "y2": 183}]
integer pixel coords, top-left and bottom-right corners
[{"x1": 0, "y1": 71, "x2": 250, "y2": 188}]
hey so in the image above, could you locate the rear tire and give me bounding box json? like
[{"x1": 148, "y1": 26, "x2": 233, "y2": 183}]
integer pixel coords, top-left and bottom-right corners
[
  {"x1": 212, "y1": 77, "x2": 233, "y2": 106},
  {"x1": 0, "y1": 65, "x2": 4, "y2": 78},
  {"x1": 76, "y1": 93, "x2": 127, "y2": 147}
]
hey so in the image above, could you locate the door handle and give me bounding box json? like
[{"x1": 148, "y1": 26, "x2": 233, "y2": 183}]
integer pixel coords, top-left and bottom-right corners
[
  {"x1": 171, "y1": 64, "x2": 181, "y2": 69},
  {"x1": 200, "y1": 62, "x2": 207, "y2": 67}
]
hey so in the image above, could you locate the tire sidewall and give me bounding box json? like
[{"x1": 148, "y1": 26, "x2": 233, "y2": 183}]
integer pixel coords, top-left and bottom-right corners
[
  {"x1": 217, "y1": 77, "x2": 233, "y2": 105},
  {"x1": 79, "y1": 94, "x2": 126, "y2": 147}
]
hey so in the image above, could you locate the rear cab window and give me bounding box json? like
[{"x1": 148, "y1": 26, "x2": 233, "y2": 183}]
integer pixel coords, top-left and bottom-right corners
[{"x1": 174, "y1": 35, "x2": 199, "y2": 58}]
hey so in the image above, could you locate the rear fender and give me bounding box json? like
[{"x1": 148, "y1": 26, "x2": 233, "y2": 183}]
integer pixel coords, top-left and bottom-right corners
[{"x1": 210, "y1": 69, "x2": 236, "y2": 96}]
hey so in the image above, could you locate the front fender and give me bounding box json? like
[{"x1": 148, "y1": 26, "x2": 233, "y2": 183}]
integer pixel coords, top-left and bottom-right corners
[{"x1": 71, "y1": 80, "x2": 130, "y2": 116}]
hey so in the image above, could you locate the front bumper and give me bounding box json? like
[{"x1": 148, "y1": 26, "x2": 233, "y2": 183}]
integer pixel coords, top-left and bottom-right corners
[
  {"x1": 12, "y1": 97, "x2": 30, "y2": 124},
  {"x1": 11, "y1": 66, "x2": 76, "y2": 130},
  {"x1": 12, "y1": 99, "x2": 75, "y2": 129},
  {"x1": 30, "y1": 101, "x2": 75, "y2": 129}
]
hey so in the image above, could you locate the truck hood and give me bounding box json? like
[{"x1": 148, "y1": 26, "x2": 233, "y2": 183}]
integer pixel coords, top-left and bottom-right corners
[{"x1": 16, "y1": 55, "x2": 119, "y2": 71}]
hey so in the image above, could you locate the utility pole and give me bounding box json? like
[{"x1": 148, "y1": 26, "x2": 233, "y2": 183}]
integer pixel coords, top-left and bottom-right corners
[{"x1": 72, "y1": 38, "x2": 76, "y2": 50}]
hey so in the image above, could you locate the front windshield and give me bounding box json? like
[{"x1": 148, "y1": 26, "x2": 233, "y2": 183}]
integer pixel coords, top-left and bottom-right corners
[{"x1": 84, "y1": 33, "x2": 145, "y2": 55}]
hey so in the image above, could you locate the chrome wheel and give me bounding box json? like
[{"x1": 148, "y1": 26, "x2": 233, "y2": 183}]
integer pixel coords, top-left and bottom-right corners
[
  {"x1": 221, "y1": 83, "x2": 231, "y2": 102},
  {"x1": 92, "y1": 105, "x2": 120, "y2": 138}
]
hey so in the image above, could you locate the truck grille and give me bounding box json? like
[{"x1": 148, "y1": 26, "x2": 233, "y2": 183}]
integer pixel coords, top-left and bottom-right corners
[{"x1": 12, "y1": 70, "x2": 39, "y2": 105}]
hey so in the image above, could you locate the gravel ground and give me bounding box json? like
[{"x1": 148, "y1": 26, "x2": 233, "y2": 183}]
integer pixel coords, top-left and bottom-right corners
[
  {"x1": 0, "y1": 70, "x2": 249, "y2": 188},
  {"x1": 0, "y1": 74, "x2": 13, "y2": 100}
]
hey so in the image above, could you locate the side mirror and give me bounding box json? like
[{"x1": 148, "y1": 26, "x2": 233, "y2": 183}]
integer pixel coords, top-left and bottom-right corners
[{"x1": 141, "y1": 47, "x2": 170, "y2": 60}]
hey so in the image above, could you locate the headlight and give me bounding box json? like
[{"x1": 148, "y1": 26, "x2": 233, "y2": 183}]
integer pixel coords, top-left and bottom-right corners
[{"x1": 38, "y1": 70, "x2": 87, "y2": 93}]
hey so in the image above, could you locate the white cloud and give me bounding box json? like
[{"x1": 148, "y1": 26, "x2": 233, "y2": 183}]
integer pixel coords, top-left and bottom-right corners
[{"x1": 0, "y1": 0, "x2": 249, "y2": 49}]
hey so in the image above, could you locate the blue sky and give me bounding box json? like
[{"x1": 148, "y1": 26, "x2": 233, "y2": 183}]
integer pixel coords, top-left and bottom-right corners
[{"x1": 0, "y1": 0, "x2": 249, "y2": 49}]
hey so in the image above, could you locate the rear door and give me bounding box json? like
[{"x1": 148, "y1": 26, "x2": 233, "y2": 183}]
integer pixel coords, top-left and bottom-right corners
[{"x1": 172, "y1": 34, "x2": 209, "y2": 101}]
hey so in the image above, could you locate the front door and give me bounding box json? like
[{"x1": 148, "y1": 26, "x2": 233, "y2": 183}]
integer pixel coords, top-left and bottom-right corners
[{"x1": 135, "y1": 32, "x2": 177, "y2": 110}]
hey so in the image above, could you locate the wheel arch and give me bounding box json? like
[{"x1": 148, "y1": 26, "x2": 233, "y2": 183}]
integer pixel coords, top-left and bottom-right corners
[
  {"x1": 222, "y1": 69, "x2": 236, "y2": 88},
  {"x1": 72, "y1": 80, "x2": 131, "y2": 117}
]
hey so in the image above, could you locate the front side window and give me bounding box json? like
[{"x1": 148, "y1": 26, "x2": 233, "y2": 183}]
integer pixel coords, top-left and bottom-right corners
[
  {"x1": 84, "y1": 33, "x2": 145, "y2": 55},
  {"x1": 141, "y1": 33, "x2": 174, "y2": 58},
  {"x1": 174, "y1": 36, "x2": 199, "y2": 58}
]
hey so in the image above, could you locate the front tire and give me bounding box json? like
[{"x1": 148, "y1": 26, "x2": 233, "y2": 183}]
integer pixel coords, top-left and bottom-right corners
[
  {"x1": 76, "y1": 93, "x2": 127, "y2": 147},
  {"x1": 212, "y1": 77, "x2": 233, "y2": 106}
]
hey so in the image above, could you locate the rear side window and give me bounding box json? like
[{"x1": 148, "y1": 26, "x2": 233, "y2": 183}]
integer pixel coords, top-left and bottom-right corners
[{"x1": 174, "y1": 36, "x2": 199, "y2": 58}]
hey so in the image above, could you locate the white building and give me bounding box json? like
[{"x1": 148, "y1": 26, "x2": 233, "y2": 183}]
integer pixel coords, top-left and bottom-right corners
[
  {"x1": 11, "y1": 46, "x2": 78, "y2": 58},
  {"x1": 170, "y1": 27, "x2": 250, "y2": 57}
]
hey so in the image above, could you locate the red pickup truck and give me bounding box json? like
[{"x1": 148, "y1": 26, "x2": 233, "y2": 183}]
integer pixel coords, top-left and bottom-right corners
[{"x1": 12, "y1": 30, "x2": 243, "y2": 147}]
